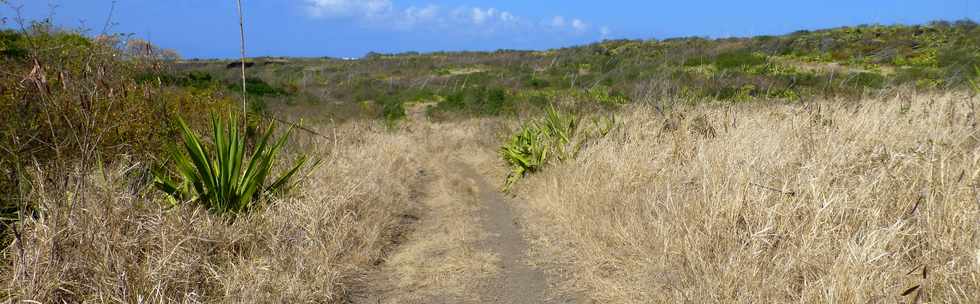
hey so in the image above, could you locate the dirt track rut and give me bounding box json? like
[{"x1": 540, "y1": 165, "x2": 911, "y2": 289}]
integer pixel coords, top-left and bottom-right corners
[{"x1": 350, "y1": 158, "x2": 574, "y2": 304}]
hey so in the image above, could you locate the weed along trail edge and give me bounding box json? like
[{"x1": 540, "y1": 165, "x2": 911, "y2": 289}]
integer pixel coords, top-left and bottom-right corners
[{"x1": 350, "y1": 142, "x2": 573, "y2": 303}]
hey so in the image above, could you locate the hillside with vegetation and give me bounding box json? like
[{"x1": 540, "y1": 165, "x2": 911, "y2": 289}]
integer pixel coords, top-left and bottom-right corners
[
  {"x1": 176, "y1": 21, "x2": 979, "y2": 122},
  {"x1": 2, "y1": 18, "x2": 980, "y2": 303}
]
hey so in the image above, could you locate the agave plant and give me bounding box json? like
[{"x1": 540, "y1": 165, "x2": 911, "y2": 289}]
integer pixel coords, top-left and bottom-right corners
[
  {"x1": 540, "y1": 106, "x2": 580, "y2": 162},
  {"x1": 153, "y1": 113, "x2": 312, "y2": 215},
  {"x1": 501, "y1": 124, "x2": 549, "y2": 190},
  {"x1": 500, "y1": 107, "x2": 617, "y2": 190}
]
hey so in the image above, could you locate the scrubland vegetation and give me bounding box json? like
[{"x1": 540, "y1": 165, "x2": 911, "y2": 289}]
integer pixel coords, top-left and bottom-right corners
[
  {"x1": 2, "y1": 14, "x2": 980, "y2": 303},
  {"x1": 175, "y1": 21, "x2": 979, "y2": 123}
]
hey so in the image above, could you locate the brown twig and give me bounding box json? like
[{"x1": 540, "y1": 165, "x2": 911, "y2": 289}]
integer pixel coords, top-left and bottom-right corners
[
  {"x1": 252, "y1": 112, "x2": 329, "y2": 140},
  {"x1": 750, "y1": 182, "x2": 796, "y2": 197}
]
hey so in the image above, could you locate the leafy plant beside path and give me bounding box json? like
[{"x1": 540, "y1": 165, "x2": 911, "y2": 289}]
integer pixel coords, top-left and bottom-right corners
[
  {"x1": 153, "y1": 113, "x2": 315, "y2": 215},
  {"x1": 501, "y1": 106, "x2": 616, "y2": 190}
]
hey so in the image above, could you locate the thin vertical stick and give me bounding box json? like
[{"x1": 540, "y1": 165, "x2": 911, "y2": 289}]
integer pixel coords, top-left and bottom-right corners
[{"x1": 236, "y1": 0, "x2": 247, "y2": 120}]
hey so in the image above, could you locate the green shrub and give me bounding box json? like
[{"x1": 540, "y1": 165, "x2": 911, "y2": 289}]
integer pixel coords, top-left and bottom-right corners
[
  {"x1": 539, "y1": 106, "x2": 581, "y2": 162},
  {"x1": 180, "y1": 71, "x2": 217, "y2": 89},
  {"x1": 143, "y1": 71, "x2": 217, "y2": 90},
  {"x1": 501, "y1": 124, "x2": 550, "y2": 189},
  {"x1": 501, "y1": 107, "x2": 614, "y2": 189},
  {"x1": 715, "y1": 50, "x2": 768, "y2": 70},
  {"x1": 379, "y1": 96, "x2": 406, "y2": 125},
  {"x1": 0, "y1": 30, "x2": 28, "y2": 59},
  {"x1": 440, "y1": 90, "x2": 467, "y2": 111},
  {"x1": 241, "y1": 78, "x2": 287, "y2": 96},
  {"x1": 524, "y1": 75, "x2": 551, "y2": 88},
  {"x1": 1, "y1": 27, "x2": 230, "y2": 241},
  {"x1": 587, "y1": 85, "x2": 630, "y2": 106},
  {"x1": 484, "y1": 87, "x2": 509, "y2": 115},
  {"x1": 153, "y1": 113, "x2": 313, "y2": 215},
  {"x1": 715, "y1": 84, "x2": 757, "y2": 102},
  {"x1": 434, "y1": 86, "x2": 512, "y2": 116},
  {"x1": 850, "y1": 72, "x2": 887, "y2": 89}
]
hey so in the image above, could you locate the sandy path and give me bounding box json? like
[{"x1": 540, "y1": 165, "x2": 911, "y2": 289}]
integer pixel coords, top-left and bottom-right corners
[
  {"x1": 457, "y1": 163, "x2": 572, "y2": 304},
  {"x1": 349, "y1": 155, "x2": 573, "y2": 304}
]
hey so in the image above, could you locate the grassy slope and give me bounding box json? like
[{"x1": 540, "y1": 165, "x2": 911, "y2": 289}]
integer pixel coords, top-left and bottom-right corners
[{"x1": 514, "y1": 91, "x2": 980, "y2": 303}]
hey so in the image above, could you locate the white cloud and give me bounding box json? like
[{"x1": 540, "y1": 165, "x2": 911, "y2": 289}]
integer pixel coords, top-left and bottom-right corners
[
  {"x1": 403, "y1": 5, "x2": 440, "y2": 23},
  {"x1": 305, "y1": 0, "x2": 393, "y2": 18},
  {"x1": 600, "y1": 26, "x2": 611, "y2": 38},
  {"x1": 500, "y1": 12, "x2": 515, "y2": 23},
  {"x1": 470, "y1": 7, "x2": 494, "y2": 24},
  {"x1": 302, "y1": 1, "x2": 605, "y2": 39},
  {"x1": 571, "y1": 19, "x2": 588, "y2": 32},
  {"x1": 546, "y1": 16, "x2": 599, "y2": 35},
  {"x1": 549, "y1": 16, "x2": 566, "y2": 27}
]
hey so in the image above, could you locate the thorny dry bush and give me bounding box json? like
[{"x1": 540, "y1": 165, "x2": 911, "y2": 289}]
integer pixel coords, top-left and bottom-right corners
[{"x1": 516, "y1": 91, "x2": 980, "y2": 303}]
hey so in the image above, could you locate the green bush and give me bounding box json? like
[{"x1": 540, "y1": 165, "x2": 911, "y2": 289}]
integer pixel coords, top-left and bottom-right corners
[
  {"x1": 715, "y1": 50, "x2": 768, "y2": 70},
  {"x1": 434, "y1": 86, "x2": 512, "y2": 116},
  {"x1": 0, "y1": 30, "x2": 28, "y2": 59},
  {"x1": 485, "y1": 87, "x2": 508, "y2": 114},
  {"x1": 525, "y1": 76, "x2": 551, "y2": 89},
  {"x1": 501, "y1": 124, "x2": 550, "y2": 189},
  {"x1": 230, "y1": 77, "x2": 287, "y2": 96},
  {"x1": 850, "y1": 72, "x2": 887, "y2": 89},
  {"x1": 539, "y1": 106, "x2": 580, "y2": 162},
  {"x1": 379, "y1": 96, "x2": 406, "y2": 125},
  {"x1": 587, "y1": 85, "x2": 630, "y2": 106},
  {"x1": 501, "y1": 107, "x2": 614, "y2": 189},
  {"x1": 153, "y1": 113, "x2": 313, "y2": 215},
  {"x1": 1, "y1": 27, "x2": 229, "y2": 229}
]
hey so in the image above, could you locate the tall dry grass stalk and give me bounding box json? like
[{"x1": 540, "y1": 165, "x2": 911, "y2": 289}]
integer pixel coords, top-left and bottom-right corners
[
  {"x1": 2, "y1": 122, "x2": 424, "y2": 303},
  {"x1": 516, "y1": 91, "x2": 980, "y2": 303},
  {"x1": 236, "y1": 0, "x2": 247, "y2": 118}
]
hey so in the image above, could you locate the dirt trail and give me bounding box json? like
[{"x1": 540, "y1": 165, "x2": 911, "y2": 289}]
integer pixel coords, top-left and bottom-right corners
[
  {"x1": 350, "y1": 155, "x2": 574, "y2": 304},
  {"x1": 457, "y1": 163, "x2": 573, "y2": 304}
]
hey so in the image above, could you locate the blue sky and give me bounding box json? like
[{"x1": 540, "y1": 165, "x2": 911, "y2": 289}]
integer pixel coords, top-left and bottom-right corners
[{"x1": 1, "y1": 0, "x2": 976, "y2": 59}]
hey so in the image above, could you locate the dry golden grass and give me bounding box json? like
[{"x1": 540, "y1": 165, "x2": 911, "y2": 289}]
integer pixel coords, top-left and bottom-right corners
[
  {"x1": 2, "y1": 122, "x2": 425, "y2": 303},
  {"x1": 8, "y1": 90, "x2": 980, "y2": 303},
  {"x1": 515, "y1": 92, "x2": 980, "y2": 303}
]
